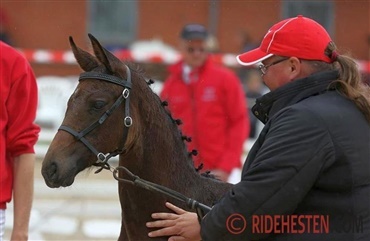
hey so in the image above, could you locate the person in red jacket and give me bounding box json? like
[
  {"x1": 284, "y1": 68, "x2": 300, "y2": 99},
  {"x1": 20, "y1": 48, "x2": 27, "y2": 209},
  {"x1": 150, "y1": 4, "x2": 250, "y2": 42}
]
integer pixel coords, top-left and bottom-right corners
[
  {"x1": 0, "y1": 41, "x2": 40, "y2": 241},
  {"x1": 161, "y1": 23, "x2": 250, "y2": 181}
]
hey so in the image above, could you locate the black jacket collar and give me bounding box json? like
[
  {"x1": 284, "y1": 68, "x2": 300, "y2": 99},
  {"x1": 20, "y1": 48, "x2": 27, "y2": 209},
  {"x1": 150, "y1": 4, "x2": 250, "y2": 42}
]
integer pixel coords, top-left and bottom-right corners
[{"x1": 252, "y1": 70, "x2": 339, "y2": 124}]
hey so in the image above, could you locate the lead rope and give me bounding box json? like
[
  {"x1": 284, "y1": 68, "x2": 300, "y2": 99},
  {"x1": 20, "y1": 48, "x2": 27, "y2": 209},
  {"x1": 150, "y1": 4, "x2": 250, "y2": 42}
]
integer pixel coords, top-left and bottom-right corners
[{"x1": 101, "y1": 164, "x2": 211, "y2": 223}]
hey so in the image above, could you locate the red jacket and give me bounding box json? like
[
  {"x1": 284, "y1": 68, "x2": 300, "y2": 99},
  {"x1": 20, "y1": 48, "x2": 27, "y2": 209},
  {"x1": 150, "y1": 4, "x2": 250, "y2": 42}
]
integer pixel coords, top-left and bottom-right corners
[
  {"x1": 161, "y1": 58, "x2": 249, "y2": 173},
  {"x1": 0, "y1": 42, "x2": 40, "y2": 209}
]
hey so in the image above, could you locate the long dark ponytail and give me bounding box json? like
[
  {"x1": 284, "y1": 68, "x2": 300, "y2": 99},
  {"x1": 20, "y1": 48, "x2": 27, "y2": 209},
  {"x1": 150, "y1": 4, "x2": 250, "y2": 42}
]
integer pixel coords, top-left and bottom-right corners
[
  {"x1": 324, "y1": 42, "x2": 370, "y2": 122},
  {"x1": 308, "y1": 42, "x2": 370, "y2": 122}
]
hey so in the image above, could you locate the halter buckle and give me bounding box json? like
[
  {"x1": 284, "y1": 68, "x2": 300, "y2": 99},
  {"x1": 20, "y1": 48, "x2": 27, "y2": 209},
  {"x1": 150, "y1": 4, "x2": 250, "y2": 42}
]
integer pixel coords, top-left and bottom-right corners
[
  {"x1": 124, "y1": 116, "x2": 133, "y2": 127},
  {"x1": 122, "y1": 89, "x2": 130, "y2": 99},
  {"x1": 97, "y1": 152, "x2": 110, "y2": 163}
]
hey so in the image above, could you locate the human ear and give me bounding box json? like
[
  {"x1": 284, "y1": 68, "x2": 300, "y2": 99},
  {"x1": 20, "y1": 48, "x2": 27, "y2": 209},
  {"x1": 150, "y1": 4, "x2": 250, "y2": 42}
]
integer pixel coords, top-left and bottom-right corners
[{"x1": 288, "y1": 57, "x2": 302, "y2": 80}]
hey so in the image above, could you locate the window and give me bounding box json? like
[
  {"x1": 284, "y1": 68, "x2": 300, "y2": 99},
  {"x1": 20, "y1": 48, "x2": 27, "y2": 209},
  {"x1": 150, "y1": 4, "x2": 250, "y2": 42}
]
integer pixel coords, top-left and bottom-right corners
[
  {"x1": 88, "y1": 1, "x2": 138, "y2": 49},
  {"x1": 282, "y1": 0, "x2": 334, "y2": 36}
]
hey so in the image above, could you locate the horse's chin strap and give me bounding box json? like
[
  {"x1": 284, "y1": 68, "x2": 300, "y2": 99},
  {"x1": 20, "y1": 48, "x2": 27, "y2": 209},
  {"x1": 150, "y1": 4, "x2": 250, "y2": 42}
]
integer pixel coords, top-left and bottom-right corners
[{"x1": 58, "y1": 66, "x2": 132, "y2": 171}]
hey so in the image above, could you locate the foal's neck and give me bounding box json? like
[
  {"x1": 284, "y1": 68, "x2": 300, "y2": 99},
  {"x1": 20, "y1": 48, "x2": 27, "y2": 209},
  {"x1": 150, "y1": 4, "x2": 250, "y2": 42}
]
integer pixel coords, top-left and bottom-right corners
[{"x1": 136, "y1": 102, "x2": 200, "y2": 186}]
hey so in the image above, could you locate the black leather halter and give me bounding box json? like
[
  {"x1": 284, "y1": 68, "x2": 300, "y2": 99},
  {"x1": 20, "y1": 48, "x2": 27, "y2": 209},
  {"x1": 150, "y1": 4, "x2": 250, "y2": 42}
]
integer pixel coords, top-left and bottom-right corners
[{"x1": 59, "y1": 65, "x2": 132, "y2": 169}]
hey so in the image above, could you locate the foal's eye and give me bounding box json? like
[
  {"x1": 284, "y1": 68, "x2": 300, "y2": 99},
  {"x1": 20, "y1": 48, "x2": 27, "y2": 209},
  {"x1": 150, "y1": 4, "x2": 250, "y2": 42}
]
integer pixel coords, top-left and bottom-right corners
[{"x1": 93, "y1": 100, "x2": 106, "y2": 109}]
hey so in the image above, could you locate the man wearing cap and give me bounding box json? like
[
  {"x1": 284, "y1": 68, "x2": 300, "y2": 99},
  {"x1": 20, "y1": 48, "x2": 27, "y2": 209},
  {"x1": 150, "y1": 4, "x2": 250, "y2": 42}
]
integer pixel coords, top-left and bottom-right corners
[
  {"x1": 147, "y1": 16, "x2": 370, "y2": 241},
  {"x1": 160, "y1": 23, "x2": 249, "y2": 182}
]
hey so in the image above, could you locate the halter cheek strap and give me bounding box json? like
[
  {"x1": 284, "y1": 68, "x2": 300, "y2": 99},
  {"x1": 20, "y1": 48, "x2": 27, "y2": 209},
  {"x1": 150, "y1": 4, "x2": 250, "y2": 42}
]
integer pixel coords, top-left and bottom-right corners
[{"x1": 59, "y1": 65, "x2": 132, "y2": 170}]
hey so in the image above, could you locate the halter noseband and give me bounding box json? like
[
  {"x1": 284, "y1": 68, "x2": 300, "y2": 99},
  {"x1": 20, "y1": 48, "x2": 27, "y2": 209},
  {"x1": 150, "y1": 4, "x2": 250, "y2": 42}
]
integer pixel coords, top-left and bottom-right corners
[{"x1": 58, "y1": 65, "x2": 132, "y2": 170}]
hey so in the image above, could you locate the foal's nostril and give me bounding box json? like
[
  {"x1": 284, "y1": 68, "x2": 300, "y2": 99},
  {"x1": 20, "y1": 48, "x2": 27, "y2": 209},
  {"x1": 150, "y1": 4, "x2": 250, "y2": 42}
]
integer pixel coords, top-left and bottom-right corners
[
  {"x1": 49, "y1": 162, "x2": 58, "y2": 181},
  {"x1": 42, "y1": 161, "x2": 59, "y2": 183}
]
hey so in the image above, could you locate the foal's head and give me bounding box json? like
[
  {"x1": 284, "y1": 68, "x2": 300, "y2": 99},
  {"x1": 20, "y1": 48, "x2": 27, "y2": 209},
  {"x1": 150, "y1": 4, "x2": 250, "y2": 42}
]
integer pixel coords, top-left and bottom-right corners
[{"x1": 42, "y1": 34, "x2": 145, "y2": 187}]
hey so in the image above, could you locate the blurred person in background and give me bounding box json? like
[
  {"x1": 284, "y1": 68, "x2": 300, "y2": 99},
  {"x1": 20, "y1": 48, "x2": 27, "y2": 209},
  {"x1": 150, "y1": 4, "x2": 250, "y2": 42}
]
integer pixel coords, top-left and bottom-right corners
[
  {"x1": 0, "y1": 41, "x2": 40, "y2": 241},
  {"x1": 160, "y1": 23, "x2": 249, "y2": 182},
  {"x1": 147, "y1": 15, "x2": 370, "y2": 241},
  {"x1": 0, "y1": 8, "x2": 12, "y2": 45},
  {"x1": 242, "y1": 68, "x2": 267, "y2": 139},
  {"x1": 239, "y1": 30, "x2": 259, "y2": 53}
]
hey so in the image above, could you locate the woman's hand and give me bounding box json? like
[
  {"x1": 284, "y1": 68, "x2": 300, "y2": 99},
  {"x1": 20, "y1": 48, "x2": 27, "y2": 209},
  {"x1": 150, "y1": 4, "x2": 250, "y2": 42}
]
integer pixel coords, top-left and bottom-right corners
[{"x1": 147, "y1": 202, "x2": 202, "y2": 241}]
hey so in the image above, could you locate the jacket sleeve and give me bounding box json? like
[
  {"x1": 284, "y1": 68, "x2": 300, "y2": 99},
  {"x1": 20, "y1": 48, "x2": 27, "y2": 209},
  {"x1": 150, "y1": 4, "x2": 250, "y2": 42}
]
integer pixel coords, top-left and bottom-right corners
[
  {"x1": 200, "y1": 106, "x2": 335, "y2": 240},
  {"x1": 6, "y1": 55, "x2": 40, "y2": 158},
  {"x1": 217, "y1": 71, "x2": 249, "y2": 173}
]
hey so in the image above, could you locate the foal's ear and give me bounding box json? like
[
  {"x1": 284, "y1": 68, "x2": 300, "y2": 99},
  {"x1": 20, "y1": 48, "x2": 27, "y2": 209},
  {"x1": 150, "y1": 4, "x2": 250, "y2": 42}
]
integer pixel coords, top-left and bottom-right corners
[
  {"x1": 69, "y1": 36, "x2": 99, "y2": 72},
  {"x1": 88, "y1": 33, "x2": 122, "y2": 74}
]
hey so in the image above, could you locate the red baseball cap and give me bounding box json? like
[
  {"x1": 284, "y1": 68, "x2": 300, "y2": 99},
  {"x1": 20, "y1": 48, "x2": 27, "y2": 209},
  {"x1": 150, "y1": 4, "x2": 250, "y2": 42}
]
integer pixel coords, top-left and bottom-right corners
[{"x1": 237, "y1": 15, "x2": 332, "y2": 66}]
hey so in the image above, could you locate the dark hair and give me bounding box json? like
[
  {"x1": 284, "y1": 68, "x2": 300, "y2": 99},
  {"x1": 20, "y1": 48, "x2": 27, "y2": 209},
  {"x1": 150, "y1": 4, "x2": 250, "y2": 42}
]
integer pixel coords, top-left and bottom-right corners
[
  {"x1": 180, "y1": 24, "x2": 208, "y2": 40},
  {"x1": 307, "y1": 42, "x2": 370, "y2": 122}
]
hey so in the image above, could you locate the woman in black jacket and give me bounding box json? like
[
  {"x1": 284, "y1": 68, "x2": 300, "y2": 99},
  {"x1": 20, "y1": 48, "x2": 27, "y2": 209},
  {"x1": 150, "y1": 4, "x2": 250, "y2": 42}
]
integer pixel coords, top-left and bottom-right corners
[{"x1": 146, "y1": 15, "x2": 370, "y2": 241}]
